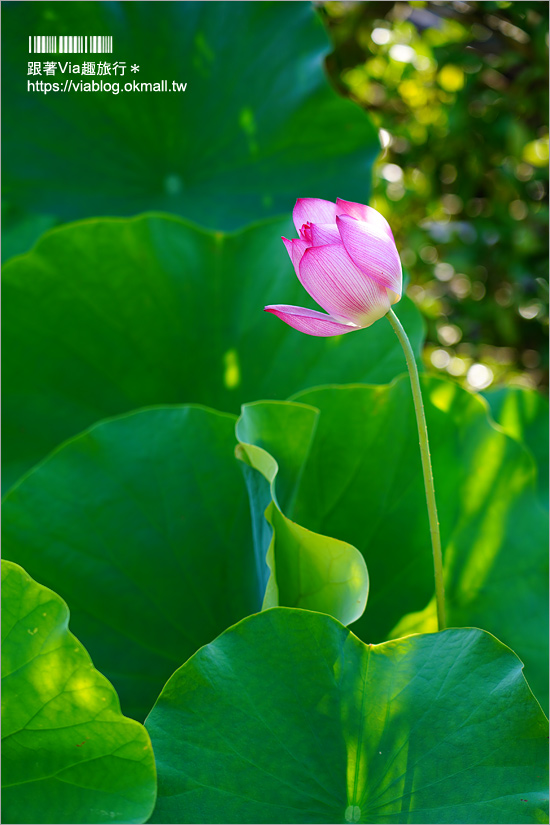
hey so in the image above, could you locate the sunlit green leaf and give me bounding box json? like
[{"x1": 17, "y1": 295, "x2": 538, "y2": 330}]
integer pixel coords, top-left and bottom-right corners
[
  {"x1": 236, "y1": 376, "x2": 548, "y2": 706},
  {"x1": 146, "y1": 608, "x2": 548, "y2": 824},
  {"x1": 483, "y1": 386, "x2": 549, "y2": 506},
  {"x1": 2, "y1": 214, "x2": 424, "y2": 490},
  {"x1": 3, "y1": 2, "x2": 378, "y2": 241},
  {"x1": 236, "y1": 401, "x2": 368, "y2": 624},
  {"x1": 1, "y1": 560, "x2": 156, "y2": 825}
]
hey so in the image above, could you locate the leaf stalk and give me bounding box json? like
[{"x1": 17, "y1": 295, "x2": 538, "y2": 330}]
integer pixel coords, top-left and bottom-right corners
[{"x1": 386, "y1": 308, "x2": 446, "y2": 631}]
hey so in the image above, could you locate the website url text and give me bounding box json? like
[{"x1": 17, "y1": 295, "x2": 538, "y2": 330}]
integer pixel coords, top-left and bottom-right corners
[{"x1": 27, "y1": 79, "x2": 187, "y2": 95}]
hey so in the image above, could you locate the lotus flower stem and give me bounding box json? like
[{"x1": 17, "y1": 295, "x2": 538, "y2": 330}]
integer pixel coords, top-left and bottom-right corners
[{"x1": 386, "y1": 308, "x2": 446, "y2": 631}]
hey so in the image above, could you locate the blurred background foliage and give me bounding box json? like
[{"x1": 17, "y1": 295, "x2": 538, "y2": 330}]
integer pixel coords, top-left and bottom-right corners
[{"x1": 319, "y1": 0, "x2": 549, "y2": 393}]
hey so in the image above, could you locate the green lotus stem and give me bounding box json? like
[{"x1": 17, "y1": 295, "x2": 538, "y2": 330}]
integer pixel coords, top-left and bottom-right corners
[{"x1": 386, "y1": 308, "x2": 446, "y2": 631}]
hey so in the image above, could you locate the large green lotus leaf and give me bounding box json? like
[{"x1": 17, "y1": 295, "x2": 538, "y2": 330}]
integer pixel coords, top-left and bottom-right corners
[
  {"x1": 2, "y1": 214, "x2": 424, "y2": 490},
  {"x1": 236, "y1": 401, "x2": 368, "y2": 624},
  {"x1": 237, "y1": 376, "x2": 548, "y2": 705},
  {"x1": 1, "y1": 560, "x2": 156, "y2": 825},
  {"x1": 2, "y1": 406, "x2": 260, "y2": 720},
  {"x1": 2, "y1": 405, "x2": 370, "y2": 720},
  {"x1": 145, "y1": 608, "x2": 549, "y2": 824},
  {"x1": 2, "y1": 1, "x2": 379, "y2": 238},
  {"x1": 483, "y1": 387, "x2": 549, "y2": 506}
]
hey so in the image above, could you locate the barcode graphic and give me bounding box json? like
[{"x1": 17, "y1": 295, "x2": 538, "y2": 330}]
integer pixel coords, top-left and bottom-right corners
[{"x1": 28, "y1": 36, "x2": 113, "y2": 54}]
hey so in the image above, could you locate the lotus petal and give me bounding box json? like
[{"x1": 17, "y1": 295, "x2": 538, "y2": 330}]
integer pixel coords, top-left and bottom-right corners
[
  {"x1": 264, "y1": 304, "x2": 360, "y2": 337},
  {"x1": 310, "y1": 223, "x2": 341, "y2": 246},
  {"x1": 282, "y1": 237, "x2": 310, "y2": 278},
  {"x1": 337, "y1": 214, "x2": 402, "y2": 296}
]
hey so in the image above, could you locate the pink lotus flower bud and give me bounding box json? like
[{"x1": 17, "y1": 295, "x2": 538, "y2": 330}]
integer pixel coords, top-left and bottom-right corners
[{"x1": 265, "y1": 197, "x2": 402, "y2": 336}]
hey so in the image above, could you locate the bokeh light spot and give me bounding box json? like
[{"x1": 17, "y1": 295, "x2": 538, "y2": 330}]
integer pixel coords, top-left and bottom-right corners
[
  {"x1": 438, "y1": 64, "x2": 464, "y2": 91},
  {"x1": 467, "y1": 364, "x2": 494, "y2": 390}
]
